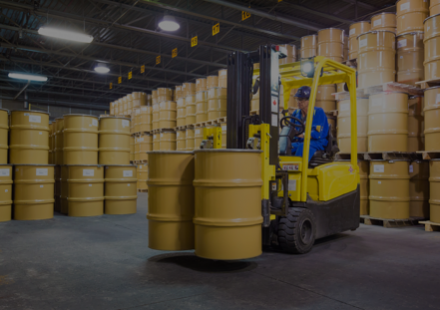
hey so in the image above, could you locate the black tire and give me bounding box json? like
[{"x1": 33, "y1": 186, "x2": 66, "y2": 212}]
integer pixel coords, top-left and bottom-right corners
[{"x1": 277, "y1": 207, "x2": 316, "y2": 254}]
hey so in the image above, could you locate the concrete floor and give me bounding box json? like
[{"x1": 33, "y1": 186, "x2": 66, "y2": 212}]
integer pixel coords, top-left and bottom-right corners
[{"x1": 1, "y1": 194, "x2": 440, "y2": 310}]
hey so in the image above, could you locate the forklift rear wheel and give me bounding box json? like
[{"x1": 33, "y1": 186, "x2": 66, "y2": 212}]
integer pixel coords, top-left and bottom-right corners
[{"x1": 277, "y1": 207, "x2": 316, "y2": 254}]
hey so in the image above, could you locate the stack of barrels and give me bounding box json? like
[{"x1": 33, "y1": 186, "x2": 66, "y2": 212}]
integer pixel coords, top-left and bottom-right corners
[{"x1": 151, "y1": 87, "x2": 176, "y2": 151}]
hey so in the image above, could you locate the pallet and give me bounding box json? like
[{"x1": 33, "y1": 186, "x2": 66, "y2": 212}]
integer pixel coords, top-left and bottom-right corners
[
  {"x1": 325, "y1": 110, "x2": 338, "y2": 117},
  {"x1": 250, "y1": 110, "x2": 259, "y2": 116},
  {"x1": 357, "y1": 82, "x2": 424, "y2": 97},
  {"x1": 416, "y1": 151, "x2": 440, "y2": 160},
  {"x1": 175, "y1": 125, "x2": 188, "y2": 131},
  {"x1": 363, "y1": 152, "x2": 421, "y2": 161},
  {"x1": 415, "y1": 79, "x2": 440, "y2": 90},
  {"x1": 137, "y1": 189, "x2": 148, "y2": 193},
  {"x1": 360, "y1": 215, "x2": 422, "y2": 228},
  {"x1": 133, "y1": 160, "x2": 148, "y2": 165},
  {"x1": 419, "y1": 221, "x2": 440, "y2": 232},
  {"x1": 334, "y1": 152, "x2": 365, "y2": 161},
  {"x1": 214, "y1": 117, "x2": 227, "y2": 124},
  {"x1": 151, "y1": 127, "x2": 176, "y2": 134}
]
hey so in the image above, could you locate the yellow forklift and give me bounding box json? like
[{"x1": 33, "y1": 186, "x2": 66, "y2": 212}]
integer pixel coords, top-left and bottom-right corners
[{"x1": 203, "y1": 46, "x2": 360, "y2": 254}]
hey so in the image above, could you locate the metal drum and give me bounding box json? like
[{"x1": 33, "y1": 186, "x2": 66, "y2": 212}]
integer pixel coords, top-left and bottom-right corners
[
  {"x1": 317, "y1": 28, "x2": 345, "y2": 63},
  {"x1": 368, "y1": 92, "x2": 408, "y2": 152},
  {"x1": 175, "y1": 85, "x2": 183, "y2": 101},
  {"x1": 130, "y1": 135, "x2": 135, "y2": 162},
  {"x1": 369, "y1": 160, "x2": 410, "y2": 219},
  {"x1": 132, "y1": 91, "x2": 146, "y2": 107},
  {"x1": 195, "y1": 91, "x2": 208, "y2": 123},
  {"x1": 186, "y1": 128, "x2": 195, "y2": 151},
  {"x1": 220, "y1": 122, "x2": 227, "y2": 149},
  {"x1": 423, "y1": 86, "x2": 440, "y2": 150},
  {"x1": 0, "y1": 165, "x2": 12, "y2": 222},
  {"x1": 396, "y1": 0, "x2": 429, "y2": 35},
  {"x1": 409, "y1": 161, "x2": 430, "y2": 218},
  {"x1": 54, "y1": 165, "x2": 61, "y2": 212},
  {"x1": 182, "y1": 83, "x2": 196, "y2": 97},
  {"x1": 177, "y1": 98, "x2": 186, "y2": 127},
  {"x1": 152, "y1": 103, "x2": 159, "y2": 130},
  {"x1": 315, "y1": 84, "x2": 336, "y2": 112},
  {"x1": 157, "y1": 87, "x2": 173, "y2": 103},
  {"x1": 14, "y1": 164, "x2": 55, "y2": 220},
  {"x1": 337, "y1": 97, "x2": 369, "y2": 153},
  {"x1": 48, "y1": 123, "x2": 53, "y2": 164},
  {"x1": 371, "y1": 12, "x2": 397, "y2": 32},
  {"x1": 0, "y1": 109, "x2": 8, "y2": 164},
  {"x1": 408, "y1": 96, "x2": 424, "y2": 151},
  {"x1": 176, "y1": 130, "x2": 186, "y2": 151},
  {"x1": 10, "y1": 110, "x2": 49, "y2": 164},
  {"x1": 185, "y1": 95, "x2": 196, "y2": 125},
  {"x1": 357, "y1": 31, "x2": 396, "y2": 88},
  {"x1": 424, "y1": 14, "x2": 440, "y2": 80},
  {"x1": 159, "y1": 100, "x2": 177, "y2": 129},
  {"x1": 359, "y1": 161, "x2": 369, "y2": 216},
  {"x1": 431, "y1": 0, "x2": 440, "y2": 16},
  {"x1": 67, "y1": 165, "x2": 104, "y2": 217},
  {"x1": 207, "y1": 88, "x2": 227, "y2": 121},
  {"x1": 132, "y1": 109, "x2": 140, "y2": 134},
  {"x1": 159, "y1": 130, "x2": 176, "y2": 151},
  {"x1": 98, "y1": 116, "x2": 131, "y2": 165},
  {"x1": 139, "y1": 106, "x2": 151, "y2": 132},
  {"x1": 153, "y1": 133, "x2": 160, "y2": 151},
  {"x1": 397, "y1": 32, "x2": 425, "y2": 85},
  {"x1": 429, "y1": 160, "x2": 440, "y2": 222},
  {"x1": 348, "y1": 21, "x2": 371, "y2": 60},
  {"x1": 218, "y1": 69, "x2": 227, "y2": 88},
  {"x1": 60, "y1": 165, "x2": 69, "y2": 215},
  {"x1": 301, "y1": 34, "x2": 318, "y2": 58},
  {"x1": 136, "y1": 133, "x2": 152, "y2": 161},
  {"x1": 104, "y1": 165, "x2": 137, "y2": 215},
  {"x1": 147, "y1": 151, "x2": 195, "y2": 251},
  {"x1": 137, "y1": 163, "x2": 148, "y2": 191},
  {"x1": 196, "y1": 78, "x2": 207, "y2": 92},
  {"x1": 207, "y1": 75, "x2": 218, "y2": 88},
  {"x1": 63, "y1": 114, "x2": 98, "y2": 165},
  {"x1": 194, "y1": 127, "x2": 204, "y2": 150},
  {"x1": 193, "y1": 149, "x2": 263, "y2": 260}
]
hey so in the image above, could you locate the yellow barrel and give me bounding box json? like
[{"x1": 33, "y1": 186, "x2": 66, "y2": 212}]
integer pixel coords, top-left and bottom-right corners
[
  {"x1": 14, "y1": 164, "x2": 54, "y2": 220},
  {"x1": 369, "y1": 160, "x2": 410, "y2": 219},
  {"x1": 136, "y1": 133, "x2": 152, "y2": 161},
  {"x1": 98, "y1": 116, "x2": 130, "y2": 165},
  {"x1": 337, "y1": 97, "x2": 368, "y2": 153},
  {"x1": 429, "y1": 160, "x2": 440, "y2": 222},
  {"x1": 137, "y1": 163, "x2": 148, "y2": 191},
  {"x1": 397, "y1": 32, "x2": 424, "y2": 85},
  {"x1": 182, "y1": 83, "x2": 196, "y2": 97},
  {"x1": 348, "y1": 21, "x2": 371, "y2": 60},
  {"x1": 218, "y1": 69, "x2": 227, "y2": 88},
  {"x1": 130, "y1": 135, "x2": 135, "y2": 162},
  {"x1": 186, "y1": 128, "x2": 195, "y2": 151},
  {"x1": 431, "y1": 0, "x2": 440, "y2": 15},
  {"x1": 196, "y1": 78, "x2": 207, "y2": 92},
  {"x1": 49, "y1": 123, "x2": 53, "y2": 164},
  {"x1": 317, "y1": 28, "x2": 345, "y2": 63},
  {"x1": 63, "y1": 114, "x2": 98, "y2": 165},
  {"x1": 152, "y1": 133, "x2": 160, "y2": 150},
  {"x1": 371, "y1": 12, "x2": 397, "y2": 32},
  {"x1": 175, "y1": 85, "x2": 183, "y2": 100},
  {"x1": 159, "y1": 100, "x2": 176, "y2": 129},
  {"x1": 368, "y1": 92, "x2": 408, "y2": 152},
  {"x1": 132, "y1": 92, "x2": 146, "y2": 107},
  {"x1": 409, "y1": 161, "x2": 429, "y2": 218},
  {"x1": 114, "y1": 100, "x2": 119, "y2": 115},
  {"x1": 147, "y1": 151, "x2": 195, "y2": 251},
  {"x1": 132, "y1": 108, "x2": 140, "y2": 134},
  {"x1": 195, "y1": 91, "x2": 208, "y2": 123},
  {"x1": 357, "y1": 31, "x2": 396, "y2": 88},
  {"x1": 301, "y1": 34, "x2": 318, "y2": 58},
  {"x1": 207, "y1": 75, "x2": 218, "y2": 88},
  {"x1": 423, "y1": 86, "x2": 440, "y2": 150},
  {"x1": 207, "y1": 87, "x2": 227, "y2": 121},
  {"x1": 104, "y1": 165, "x2": 137, "y2": 214},
  {"x1": 396, "y1": 0, "x2": 429, "y2": 35},
  {"x1": 152, "y1": 103, "x2": 159, "y2": 130},
  {"x1": 359, "y1": 161, "x2": 369, "y2": 216},
  {"x1": 176, "y1": 130, "x2": 186, "y2": 151},
  {"x1": 10, "y1": 110, "x2": 49, "y2": 164},
  {"x1": 424, "y1": 14, "x2": 440, "y2": 80},
  {"x1": 177, "y1": 97, "x2": 186, "y2": 127},
  {"x1": 110, "y1": 101, "x2": 114, "y2": 115},
  {"x1": 220, "y1": 122, "x2": 227, "y2": 148},
  {"x1": 185, "y1": 95, "x2": 196, "y2": 125},
  {"x1": 408, "y1": 96, "x2": 424, "y2": 151},
  {"x1": 0, "y1": 165, "x2": 12, "y2": 222},
  {"x1": 159, "y1": 130, "x2": 176, "y2": 151},
  {"x1": 0, "y1": 109, "x2": 8, "y2": 164},
  {"x1": 157, "y1": 87, "x2": 173, "y2": 103},
  {"x1": 54, "y1": 165, "x2": 61, "y2": 212},
  {"x1": 60, "y1": 165, "x2": 69, "y2": 214},
  {"x1": 194, "y1": 127, "x2": 204, "y2": 150},
  {"x1": 315, "y1": 84, "x2": 336, "y2": 112},
  {"x1": 139, "y1": 106, "x2": 151, "y2": 132},
  {"x1": 67, "y1": 165, "x2": 104, "y2": 217},
  {"x1": 193, "y1": 149, "x2": 263, "y2": 260}
]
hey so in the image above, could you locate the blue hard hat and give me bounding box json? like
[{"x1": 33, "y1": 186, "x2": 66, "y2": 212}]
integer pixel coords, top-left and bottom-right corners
[{"x1": 294, "y1": 86, "x2": 311, "y2": 99}]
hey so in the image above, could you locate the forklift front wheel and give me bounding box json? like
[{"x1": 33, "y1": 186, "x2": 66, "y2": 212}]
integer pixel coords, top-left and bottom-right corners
[{"x1": 277, "y1": 207, "x2": 316, "y2": 254}]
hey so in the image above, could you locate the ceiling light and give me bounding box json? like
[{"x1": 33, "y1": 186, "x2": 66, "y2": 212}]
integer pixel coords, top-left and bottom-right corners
[
  {"x1": 8, "y1": 72, "x2": 48, "y2": 82},
  {"x1": 94, "y1": 63, "x2": 110, "y2": 74},
  {"x1": 38, "y1": 27, "x2": 93, "y2": 43},
  {"x1": 158, "y1": 15, "x2": 180, "y2": 32}
]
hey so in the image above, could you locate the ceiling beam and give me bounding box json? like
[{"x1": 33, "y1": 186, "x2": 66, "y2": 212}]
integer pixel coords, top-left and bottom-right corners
[
  {"x1": 281, "y1": 2, "x2": 354, "y2": 24},
  {"x1": 339, "y1": 0, "x2": 378, "y2": 11},
  {"x1": 0, "y1": 95, "x2": 108, "y2": 111}
]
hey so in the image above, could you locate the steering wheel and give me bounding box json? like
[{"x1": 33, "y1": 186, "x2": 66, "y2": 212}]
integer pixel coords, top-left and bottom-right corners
[{"x1": 280, "y1": 116, "x2": 305, "y2": 136}]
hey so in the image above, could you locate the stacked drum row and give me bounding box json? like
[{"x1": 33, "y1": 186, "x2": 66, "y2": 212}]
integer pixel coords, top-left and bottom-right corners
[{"x1": 110, "y1": 92, "x2": 150, "y2": 116}]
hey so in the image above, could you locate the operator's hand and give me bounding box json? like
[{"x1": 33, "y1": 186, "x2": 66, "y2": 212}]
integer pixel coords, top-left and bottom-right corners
[{"x1": 298, "y1": 134, "x2": 304, "y2": 139}]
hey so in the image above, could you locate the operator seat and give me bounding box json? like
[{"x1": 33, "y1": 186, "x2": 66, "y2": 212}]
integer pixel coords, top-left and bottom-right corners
[{"x1": 309, "y1": 125, "x2": 339, "y2": 168}]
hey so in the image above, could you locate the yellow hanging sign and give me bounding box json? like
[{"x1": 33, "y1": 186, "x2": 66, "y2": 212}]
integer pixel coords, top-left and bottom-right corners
[
  {"x1": 140, "y1": 65, "x2": 145, "y2": 73},
  {"x1": 172, "y1": 48, "x2": 178, "y2": 58},
  {"x1": 212, "y1": 23, "x2": 220, "y2": 36},
  {"x1": 118, "y1": 76, "x2": 122, "y2": 84},
  {"x1": 242, "y1": 11, "x2": 251, "y2": 21},
  {"x1": 156, "y1": 55, "x2": 161, "y2": 65},
  {"x1": 109, "y1": 82, "x2": 113, "y2": 90},
  {"x1": 128, "y1": 71, "x2": 132, "y2": 80},
  {"x1": 191, "y1": 36, "x2": 198, "y2": 47}
]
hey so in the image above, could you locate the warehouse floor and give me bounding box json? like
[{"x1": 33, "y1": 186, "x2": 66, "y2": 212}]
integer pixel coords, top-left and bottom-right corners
[{"x1": 1, "y1": 194, "x2": 439, "y2": 310}]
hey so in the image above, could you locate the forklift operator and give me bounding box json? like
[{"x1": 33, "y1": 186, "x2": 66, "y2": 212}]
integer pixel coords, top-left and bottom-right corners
[{"x1": 290, "y1": 86, "x2": 329, "y2": 161}]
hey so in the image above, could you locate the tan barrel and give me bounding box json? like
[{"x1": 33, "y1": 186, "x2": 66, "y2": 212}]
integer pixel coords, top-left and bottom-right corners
[
  {"x1": 176, "y1": 130, "x2": 186, "y2": 151},
  {"x1": 344, "y1": 35, "x2": 349, "y2": 61},
  {"x1": 301, "y1": 35, "x2": 318, "y2": 58},
  {"x1": 337, "y1": 97, "x2": 368, "y2": 153},
  {"x1": 104, "y1": 165, "x2": 137, "y2": 214},
  {"x1": 193, "y1": 149, "x2": 263, "y2": 260},
  {"x1": 0, "y1": 165, "x2": 12, "y2": 222},
  {"x1": 368, "y1": 92, "x2": 408, "y2": 152},
  {"x1": 157, "y1": 87, "x2": 173, "y2": 103},
  {"x1": 218, "y1": 69, "x2": 227, "y2": 88},
  {"x1": 397, "y1": 32, "x2": 424, "y2": 85},
  {"x1": 153, "y1": 133, "x2": 159, "y2": 150},
  {"x1": 194, "y1": 126, "x2": 205, "y2": 150},
  {"x1": 159, "y1": 100, "x2": 177, "y2": 129},
  {"x1": 431, "y1": 0, "x2": 440, "y2": 15},
  {"x1": 359, "y1": 161, "x2": 369, "y2": 215},
  {"x1": 207, "y1": 87, "x2": 227, "y2": 121},
  {"x1": 409, "y1": 161, "x2": 429, "y2": 218},
  {"x1": 98, "y1": 116, "x2": 130, "y2": 165},
  {"x1": 147, "y1": 151, "x2": 195, "y2": 250},
  {"x1": 357, "y1": 31, "x2": 396, "y2": 88},
  {"x1": 430, "y1": 160, "x2": 440, "y2": 222},
  {"x1": 182, "y1": 83, "x2": 196, "y2": 97},
  {"x1": 371, "y1": 12, "x2": 397, "y2": 32},
  {"x1": 132, "y1": 108, "x2": 140, "y2": 134},
  {"x1": 424, "y1": 87, "x2": 440, "y2": 150},
  {"x1": 48, "y1": 123, "x2": 53, "y2": 164},
  {"x1": 130, "y1": 135, "x2": 135, "y2": 162},
  {"x1": 196, "y1": 78, "x2": 207, "y2": 92},
  {"x1": 114, "y1": 100, "x2": 119, "y2": 115},
  {"x1": 14, "y1": 164, "x2": 54, "y2": 220},
  {"x1": 408, "y1": 96, "x2": 424, "y2": 151},
  {"x1": 177, "y1": 97, "x2": 186, "y2": 127},
  {"x1": 317, "y1": 28, "x2": 345, "y2": 63},
  {"x1": 0, "y1": 109, "x2": 8, "y2": 164},
  {"x1": 207, "y1": 76, "x2": 218, "y2": 88},
  {"x1": 139, "y1": 106, "x2": 151, "y2": 132},
  {"x1": 137, "y1": 163, "x2": 148, "y2": 191},
  {"x1": 175, "y1": 85, "x2": 183, "y2": 101},
  {"x1": 54, "y1": 165, "x2": 61, "y2": 212},
  {"x1": 315, "y1": 85, "x2": 336, "y2": 112},
  {"x1": 152, "y1": 103, "x2": 159, "y2": 130},
  {"x1": 369, "y1": 160, "x2": 410, "y2": 219},
  {"x1": 63, "y1": 114, "x2": 98, "y2": 164},
  {"x1": 10, "y1": 110, "x2": 49, "y2": 164},
  {"x1": 159, "y1": 130, "x2": 176, "y2": 151},
  {"x1": 132, "y1": 92, "x2": 146, "y2": 107},
  {"x1": 424, "y1": 14, "x2": 440, "y2": 80},
  {"x1": 279, "y1": 44, "x2": 296, "y2": 65},
  {"x1": 195, "y1": 91, "x2": 208, "y2": 123},
  {"x1": 60, "y1": 165, "x2": 68, "y2": 214},
  {"x1": 396, "y1": 0, "x2": 429, "y2": 35},
  {"x1": 152, "y1": 90, "x2": 157, "y2": 105},
  {"x1": 110, "y1": 101, "x2": 114, "y2": 115},
  {"x1": 185, "y1": 95, "x2": 196, "y2": 125},
  {"x1": 67, "y1": 165, "x2": 104, "y2": 217},
  {"x1": 348, "y1": 22, "x2": 371, "y2": 59},
  {"x1": 55, "y1": 118, "x2": 64, "y2": 165},
  {"x1": 136, "y1": 133, "x2": 152, "y2": 161},
  {"x1": 186, "y1": 128, "x2": 195, "y2": 151},
  {"x1": 127, "y1": 94, "x2": 133, "y2": 115}
]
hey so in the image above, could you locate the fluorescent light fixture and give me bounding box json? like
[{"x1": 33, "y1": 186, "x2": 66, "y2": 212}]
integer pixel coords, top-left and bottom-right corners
[
  {"x1": 8, "y1": 72, "x2": 48, "y2": 82},
  {"x1": 38, "y1": 27, "x2": 93, "y2": 43},
  {"x1": 158, "y1": 15, "x2": 180, "y2": 32},
  {"x1": 94, "y1": 63, "x2": 110, "y2": 74}
]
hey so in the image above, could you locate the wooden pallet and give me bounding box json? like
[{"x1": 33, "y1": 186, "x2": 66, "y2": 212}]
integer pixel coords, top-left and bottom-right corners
[
  {"x1": 416, "y1": 151, "x2": 440, "y2": 160},
  {"x1": 419, "y1": 221, "x2": 440, "y2": 232},
  {"x1": 363, "y1": 152, "x2": 421, "y2": 161},
  {"x1": 214, "y1": 117, "x2": 227, "y2": 124},
  {"x1": 137, "y1": 189, "x2": 148, "y2": 193},
  {"x1": 334, "y1": 153, "x2": 365, "y2": 161},
  {"x1": 250, "y1": 110, "x2": 259, "y2": 116},
  {"x1": 415, "y1": 79, "x2": 440, "y2": 90},
  {"x1": 357, "y1": 82, "x2": 424, "y2": 97},
  {"x1": 325, "y1": 110, "x2": 338, "y2": 117},
  {"x1": 360, "y1": 215, "x2": 423, "y2": 228},
  {"x1": 133, "y1": 160, "x2": 148, "y2": 165}
]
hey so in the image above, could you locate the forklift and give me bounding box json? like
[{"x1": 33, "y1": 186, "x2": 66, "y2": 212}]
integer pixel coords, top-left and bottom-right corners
[{"x1": 203, "y1": 46, "x2": 360, "y2": 254}]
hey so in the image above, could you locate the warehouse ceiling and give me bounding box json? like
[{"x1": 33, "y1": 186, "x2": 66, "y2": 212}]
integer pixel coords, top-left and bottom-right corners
[{"x1": 0, "y1": 0, "x2": 396, "y2": 110}]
